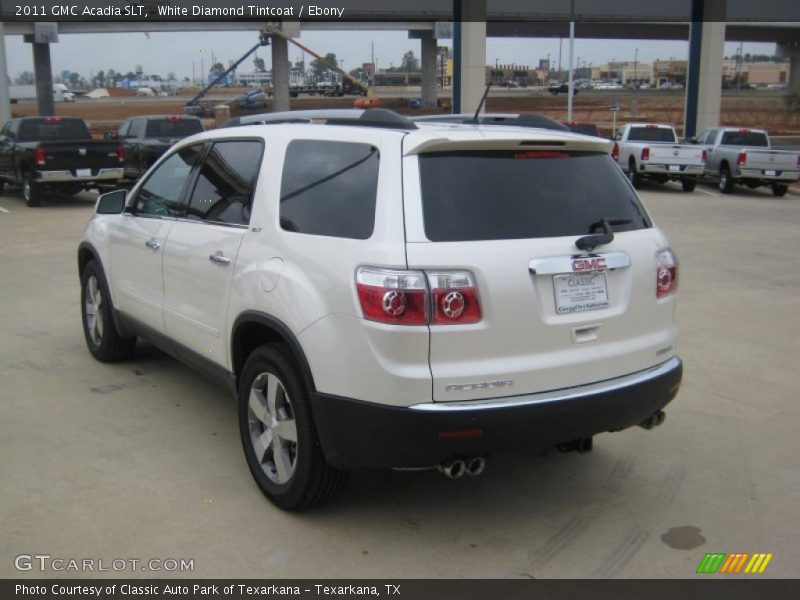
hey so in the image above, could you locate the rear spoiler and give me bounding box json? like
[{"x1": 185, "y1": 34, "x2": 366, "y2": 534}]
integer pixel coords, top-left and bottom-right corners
[{"x1": 404, "y1": 137, "x2": 612, "y2": 156}]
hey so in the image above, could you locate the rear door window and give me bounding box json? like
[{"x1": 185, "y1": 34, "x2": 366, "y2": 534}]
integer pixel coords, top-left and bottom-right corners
[
  {"x1": 419, "y1": 151, "x2": 651, "y2": 242},
  {"x1": 185, "y1": 140, "x2": 263, "y2": 226},
  {"x1": 279, "y1": 140, "x2": 379, "y2": 239}
]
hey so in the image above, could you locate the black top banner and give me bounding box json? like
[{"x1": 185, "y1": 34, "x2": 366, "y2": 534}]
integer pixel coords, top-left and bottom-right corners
[{"x1": 2, "y1": 0, "x2": 800, "y2": 22}]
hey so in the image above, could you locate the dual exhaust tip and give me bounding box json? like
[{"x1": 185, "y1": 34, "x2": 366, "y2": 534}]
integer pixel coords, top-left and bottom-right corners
[{"x1": 438, "y1": 456, "x2": 486, "y2": 479}]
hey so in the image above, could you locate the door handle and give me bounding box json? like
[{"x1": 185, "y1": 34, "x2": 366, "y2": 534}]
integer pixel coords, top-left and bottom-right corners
[
  {"x1": 145, "y1": 239, "x2": 160, "y2": 251},
  {"x1": 209, "y1": 251, "x2": 231, "y2": 266}
]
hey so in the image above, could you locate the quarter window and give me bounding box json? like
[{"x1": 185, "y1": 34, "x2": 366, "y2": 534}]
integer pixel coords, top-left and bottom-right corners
[
  {"x1": 186, "y1": 140, "x2": 264, "y2": 226},
  {"x1": 133, "y1": 145, "x2": 203, "y2": 217},
  {"x1": 279, "y1": 140, "x2": 379, "y2": 239}
]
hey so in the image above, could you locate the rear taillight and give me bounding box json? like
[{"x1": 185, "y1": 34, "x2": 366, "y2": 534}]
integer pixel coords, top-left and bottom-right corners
[
  {"x1": 641, "y1": 147, "x2": 650, "y2": 161},
  {"x1": 35, "y1": 147, "x2": 46, "y2": 166},
  {"x1": 611, "y1": 143, "x2": 620, "y2": 160},
  {"x1": 355, "y1": 267, "x2": 482, "y2": 326},
  {"x1": 356, "y1": 267, "x2": 428, "y2": 325},
  {"x1": 737, "y1": 151, "x2": 746, "y2": 167},
  {"x1": 701, "y1": 149, "x2": 708, "y2": 162},
  {"x1": 656, "y1": 248, "x2": 678, "y2": 299},
  {"x1": 428, "y1": 271, "x2": 482, "y2": 324},
  {"x1": 116, "y1": 145, "x2": 125, "y2": 163}
]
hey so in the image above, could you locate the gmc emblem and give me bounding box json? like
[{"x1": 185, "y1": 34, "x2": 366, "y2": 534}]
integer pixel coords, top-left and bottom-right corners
[{"x1": 572, "y1": 257, "x2": 607, "y2": 272}]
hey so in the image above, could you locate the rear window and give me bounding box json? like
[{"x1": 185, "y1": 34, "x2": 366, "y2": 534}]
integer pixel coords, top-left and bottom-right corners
[
  {"x1": 280, "y1": 140, "x2": 379, "y2": 239},
  {"x1": 18, "y1": 118, "x2": 91, "y2": 142},
  {"x1": 419, "y1": 151, "x2": 650, "y2": 242},
  {"x1": 145, "y1": 118, "x2": 203, "y2": 138},
  {"x1": 627, "y1": 127, "x2": 676, "y2": 143},
  {"x1": 720, "y1": 131, "x2": 768, "y2": 147}
]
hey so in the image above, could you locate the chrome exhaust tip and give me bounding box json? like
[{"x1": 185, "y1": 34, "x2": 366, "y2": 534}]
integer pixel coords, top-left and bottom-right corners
[
  {"x1": 639, "y1": 410, "x2": 667, "y2": 430},
  {"x1": 438, "y1": 458, "x2": 466, "y2": 479},
  {"x1": 465, "y1": 456, "x2": 486, "y2": 476}
]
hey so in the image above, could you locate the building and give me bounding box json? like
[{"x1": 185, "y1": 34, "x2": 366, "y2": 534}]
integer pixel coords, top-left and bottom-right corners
[
  {"x1": 591, "y1": 61, "x2": 653, "y2": 86},
  {"x1": 486, "y1": 64, "x2": 542, "y2": 87},
  {"x1": 721, "y1": 60, "x2": 789, "y2": 87}
]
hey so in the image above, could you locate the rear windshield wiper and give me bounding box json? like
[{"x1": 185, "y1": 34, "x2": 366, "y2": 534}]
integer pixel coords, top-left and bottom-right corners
[{"x1": 575, "y1": 217, "x2": 632, "y2": 251}]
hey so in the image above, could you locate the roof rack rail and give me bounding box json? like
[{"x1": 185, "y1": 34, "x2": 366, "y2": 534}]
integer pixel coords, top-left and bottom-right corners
[
  {"x1": 413, "y1": 113, "x2": 569, "y2": 132},
  {"x1": 222, "y1": 108, "x2": 417, "y2": 130}
]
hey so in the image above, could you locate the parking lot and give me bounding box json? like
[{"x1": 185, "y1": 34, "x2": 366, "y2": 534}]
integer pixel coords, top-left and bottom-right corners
[{"x1": 0, "y1": 182, "x2": 798, "y2": 579}]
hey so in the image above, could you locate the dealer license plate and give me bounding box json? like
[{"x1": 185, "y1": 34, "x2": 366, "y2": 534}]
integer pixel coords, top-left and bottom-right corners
[
  {"x1": 76, "y1": 168, "x2": 92, "y2": 178},
  {"x1": 554, "y1": 272, "x2": 609, "y2": 314},
  {"x1": 764, "y1": 170, "x2": 777, "y2": 176},
  {"x1": 668, "y1": 165, "x2": 682, "y2": 172}
]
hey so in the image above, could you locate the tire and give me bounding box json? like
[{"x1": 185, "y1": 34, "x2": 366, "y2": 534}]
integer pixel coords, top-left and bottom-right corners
[
  {"x1": 22, "y1": 173, "x2": 42, "y2": 207},
  {"x1": 80, "y1": 260, "x2": 137, "y2": 362},
  {"x1": 718, "y1": 166, "x2": 734, "y2": 194},
  {"x1": 682, "y1": 178, "x2": 697, "y2": 192},
  {"x1": 772, "y1": 183, "x2": 788, "y2": 197},
  {"x1": 239, "y1": 343, "x2": 348, "y2": 511},
  {"x1": 627, "y1": 160, "x2": 641, "y2": 189}
]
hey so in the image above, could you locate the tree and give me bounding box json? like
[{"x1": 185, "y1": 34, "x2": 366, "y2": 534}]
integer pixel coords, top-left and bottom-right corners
[
  {"x1": 166, "y1": 71, "x2": 176, "y2": 82},
  {"x1": 95, "y1": 70, "x2": 105, "y2": 87},
  {"x1": 209, "y1": 62, "x2": 226, "y2": 77},
  {"x1": 14, "y1": 71, "x2": 35, "y2": 85},
  {"x1": 68, "y1": 72, "x2": 81, "y2": 87},
  {"x1": 253, "y1": 57, "x2": 266, "y2": 72},
  {"x1": 400, "y1": 50, "x2": 420, "y2": 73},
  {"x1": 311, "y1": 53, "x2": 338, "y2": 79}
]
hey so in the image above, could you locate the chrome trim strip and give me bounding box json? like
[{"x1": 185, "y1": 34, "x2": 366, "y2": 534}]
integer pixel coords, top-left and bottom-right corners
[
  {"x1": 529, "y1": 250, "x2": 631, "y2": 275},
  {"x1": 409, "y1": 357, "x2": 680, "y2": 412}
]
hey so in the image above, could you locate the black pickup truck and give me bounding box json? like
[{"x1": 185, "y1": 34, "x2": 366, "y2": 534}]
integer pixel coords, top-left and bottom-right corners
[
  {"x1": 109, "y1": 115, "x2": 203, "y2": 180},
  {"x1": 0, "y1": 117, "x2": 125, "y2": 207}
]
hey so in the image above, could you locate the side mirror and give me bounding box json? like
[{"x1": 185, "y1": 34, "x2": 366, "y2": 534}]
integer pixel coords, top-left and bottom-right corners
[
  {"x1": 684, "y1": 136, "x2": 698, "y2": 144},
  {"x1": 96, "y1": 189, "x2": 127, "y2": 215}
]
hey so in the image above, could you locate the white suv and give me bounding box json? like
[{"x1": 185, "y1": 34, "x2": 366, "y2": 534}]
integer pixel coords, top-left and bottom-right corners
[{"x1": 78, "y1": 109, "x2": 682, "y2": 510}]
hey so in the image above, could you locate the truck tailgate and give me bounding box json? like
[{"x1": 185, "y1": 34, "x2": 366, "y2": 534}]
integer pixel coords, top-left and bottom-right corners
[{"x1": 39, "y1": 141, "x2": 122, "y2": 171}]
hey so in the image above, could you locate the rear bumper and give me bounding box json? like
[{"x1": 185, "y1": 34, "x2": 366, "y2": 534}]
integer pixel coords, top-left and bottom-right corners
[
  {"x1": 311, "y1": 357, "x2": 683, "y2": 469},
  {"x1": 642, "y1": 164, "x2": 704, "y2": 176},
  {"x1": 36, "y1": 168, "x2": 124, "y2": 184},
  {"x1": 735, "y1": 168, "x2": 799, "y2": 182}
]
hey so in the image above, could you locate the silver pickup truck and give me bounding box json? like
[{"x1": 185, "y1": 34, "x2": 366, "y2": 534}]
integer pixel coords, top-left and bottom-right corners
[
  {"x1": 693, "y1": 127, "x2": 800, "y2": 196},
  {"x1": 612, "y1": 123, "x2": 706, "y2": 192}
]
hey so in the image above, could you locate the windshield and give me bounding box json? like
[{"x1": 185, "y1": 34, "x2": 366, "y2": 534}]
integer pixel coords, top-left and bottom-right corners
[
  {"x1": 145, "y1": 119, "x2": 203, "y2": 138},
  {"x1": 419, "y1": 151, "x2": 651, "y2": 242},
  {"x1": 627, "y1": 127, "x2": 677, "y2": 143},
  {"x1": 720, "y1": 131, "x2": 769, "y2": 147},
  {"x1": 18, "y1": 118, "x2": 91, "y2": 142}
]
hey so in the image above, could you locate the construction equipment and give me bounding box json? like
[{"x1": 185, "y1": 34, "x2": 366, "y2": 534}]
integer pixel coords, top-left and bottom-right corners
[
  {"x1": 184, "y1": 32, "x2": 270, "y2": 116},
  {"x1": 284, "y1": 37, "x2": 372, "y2": 97}
]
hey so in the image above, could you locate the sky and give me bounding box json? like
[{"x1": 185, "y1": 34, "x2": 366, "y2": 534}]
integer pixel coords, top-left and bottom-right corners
[{"x1": 2, "y1": 29, "x2": 776, "y2": 81}]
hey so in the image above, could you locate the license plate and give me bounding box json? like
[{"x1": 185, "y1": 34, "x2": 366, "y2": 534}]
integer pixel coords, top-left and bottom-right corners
[
  {"x1": 668, "y1": 165, "x2": 682, "y2": 172},
  {"x1": 765, "y1": 170, "x2": 776, "y2": 176},
  {"x1": 553, "y1": 272, "x2": 609, "y2": 314},
  {"x1": 76, "y1": 168, "x2": 92, "y2": 178}
]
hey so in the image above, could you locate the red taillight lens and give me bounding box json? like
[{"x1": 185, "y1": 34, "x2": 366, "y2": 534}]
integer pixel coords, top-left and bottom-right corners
[
  {"x1": 35, "y1": 147, "x2": 46, "y2": 166},
  {"x1": 702, "y1": 149, "x2": 708, "y2": 162},
  {"x1": 356, "y1": 267, "x2": 428, "y2": 325},
  {"x1": 428, "y1": 271, "x2": 482, "y2": 324},
  {"x1": 116, "y1": 145, "x2": 125, "y2": 163},
  {"x1": 641, "y1": 147, "x2": 650, "y2": 161},
  {"x1": 355, "y1": 267, "x2": 482, "y2": 326},
  {"x1": 656, "y1": 248, "x2": 679, "y2": 299},
  {"x1": 611, "y1": 143, "x2": 620, "y2": 160},
  {"x1": 737, "y1": 151, "x2": 746, "y2": 167}
]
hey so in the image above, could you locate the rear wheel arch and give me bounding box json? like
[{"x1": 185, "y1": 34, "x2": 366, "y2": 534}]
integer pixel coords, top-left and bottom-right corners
[{"x1": 231, "y1": 312, "x2": 316, "y2": 395}]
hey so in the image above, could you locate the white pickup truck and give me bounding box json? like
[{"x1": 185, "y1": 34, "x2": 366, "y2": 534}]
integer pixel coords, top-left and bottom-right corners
[
  {"x1": 693, "y1": 127, "x2": 800, "y2": 196},
  {"x1": 612, "y1": 123, "x2": 706, "y2": 192}
]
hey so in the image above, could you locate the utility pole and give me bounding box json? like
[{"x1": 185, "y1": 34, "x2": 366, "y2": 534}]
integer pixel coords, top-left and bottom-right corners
[{"x1": 634, "y1": 47, "x2": 638, "y2": 89}]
